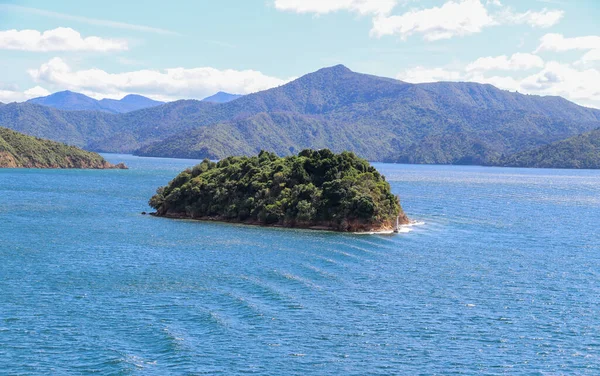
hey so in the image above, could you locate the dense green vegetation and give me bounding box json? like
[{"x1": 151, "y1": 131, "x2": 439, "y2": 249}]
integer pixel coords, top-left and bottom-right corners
[
  {"x1": 135, "y1": 66, "x2": 600, "y2": 163},
  {"x1": 495, "y1": 128, "x2": 600, "y2": 169},
  {"x1": 2, "y1": 65, "x2": 600, "y2": 165},
  {"x1": 0, "y1": 127, "x2": 126, "y2": 169},
  {"x1": 136, "y1": 112, "x2": 386, "y2": 160},
  {"x1": 149, "y1": 149, "x2": 407, "y2": 232}
]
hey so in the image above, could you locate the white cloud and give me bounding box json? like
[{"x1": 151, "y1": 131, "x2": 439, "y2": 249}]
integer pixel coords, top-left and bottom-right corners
[
  {"x1": 519, "y1": 62, "x2": 600, "y2": 104},
  {"x1": 273, "y1": 0, "x2": 398, "y2": 15},
  {"x1": 0, "y1": 86, "x2": 50, "y2": 103},
  {"x1": 371, "y1": 0, "x2": 494, "y2": 41},
  {"x1": 0, "y1": 4, "x2": 177, "y2": 35},
  {"x1": 286, "y1": 0, "x2": 565, "y2": 41},
  {"x1": 466, "y1": 53, "x2": 544, "y2": 72},
  {"x1": 578, "y1": 49, "x2": 600, "y2": 65},
  {"x1": 535, "y1": 33, "x2": 600, "y2": 53},
  {"x1": 27, "y1": 58, "x2": 291, "y2": 101},
  {"x1": 500, "y1": 8, "x2": 564, "y2": 28},
  {"x1": 397, "y1": 66, "x2": 462, "y2": 82},
  {"x1": 466, "y1": 73, "x2": 521, "y2": 91},
  {"x1": 398, "y1": 58, "x2": 600, "y2": 108},
  {"x1": 0, "y1": 27, "x2": 127, "y2": 52}
]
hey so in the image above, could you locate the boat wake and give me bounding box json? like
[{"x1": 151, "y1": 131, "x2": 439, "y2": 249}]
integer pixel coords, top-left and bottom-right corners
[{"x1": 353, "y1": 220, "x2": 425, "y2": 235}]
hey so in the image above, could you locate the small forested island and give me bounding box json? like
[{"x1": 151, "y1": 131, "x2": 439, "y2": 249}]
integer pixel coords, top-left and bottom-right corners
[
  {"x1": 0, "y1": 127, "x2": 127, "y2": 169},
  {"x1": 149, "y1": 149, "x2": 409, "y2": 232}
]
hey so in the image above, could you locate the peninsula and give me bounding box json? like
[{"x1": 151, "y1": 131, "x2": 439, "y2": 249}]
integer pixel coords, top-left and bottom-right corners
[
  {"x1": 0, "y1": 127, "x2": 127, "y2": 169},
  {"x1": 495, "y1": 128, "x2": 600, "y2": 169},
  {"x1": 149, "y1": 149, "x2": 408, "y2": 232}
]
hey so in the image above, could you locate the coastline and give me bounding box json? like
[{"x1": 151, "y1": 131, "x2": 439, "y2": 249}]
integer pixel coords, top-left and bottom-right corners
[{"x1": 149, "y1": 212, "x2": 410, "y2": 234}]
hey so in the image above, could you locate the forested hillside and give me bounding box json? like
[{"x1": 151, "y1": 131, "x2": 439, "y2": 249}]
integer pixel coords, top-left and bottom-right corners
[
  {"x1": 0, "y1": 127, "x2": 126, "y2": 169},
  {"x1": 496, "y1": 128, "x2": 600, "y2": 169},
  {"x1": 2, "y1": 65, "x2": 600, "y2": 165}
]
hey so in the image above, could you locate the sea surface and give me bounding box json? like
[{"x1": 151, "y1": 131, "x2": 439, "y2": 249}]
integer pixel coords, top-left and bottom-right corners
[{"x1": 1, "y1": 154, "x2": 599, "y2": 375}]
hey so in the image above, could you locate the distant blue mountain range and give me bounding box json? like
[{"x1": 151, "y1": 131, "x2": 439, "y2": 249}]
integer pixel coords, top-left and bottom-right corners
[
  {"x1": 28, "y1": 91, "x2": 164, "y2": 113},
  {"x1": 201, "y1": 91, "x2": 243, "y2": 103}
]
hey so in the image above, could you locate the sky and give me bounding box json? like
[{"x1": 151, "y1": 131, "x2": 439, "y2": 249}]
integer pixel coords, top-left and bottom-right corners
[{"x1": 0, "y1": 0, "x2": 599, "y2": 108}]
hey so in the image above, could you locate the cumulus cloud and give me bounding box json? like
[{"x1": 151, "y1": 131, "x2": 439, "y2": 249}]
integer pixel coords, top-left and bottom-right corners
[
  {"x1": 398, "y1": 58, "x2": 600, "y2": 108},
  {"x1": 371, "y1": 0, "x2": 494, "y2": 41},
  {"x1": 0, "y1": 27, "x2": 127, "y2": 52},
  {"x1": 519, "y1": 62, "x2": 600, "y2": 107},
  {"x1": 535, "y1": 33, "x2": 600, "y2": 53},
  {"x1": 370, "y1": 0, "x2": 563, "y2": 41},
  {"x1": 397, "y1": 66, "x2": 462, "y2": 82},
  {"x1": 27, "y1": 58, "x2": 291, "y2": 101},
  {"x1": 578, "y1": 49, "x2": 600, "y2": 66},
  {"x1": 282, "y1": 0, "x2": 565, "y2": 42},
  {"x1": 466, "y1": 53, "x2": 544, "y2": 72},
  {"x1": 499, "y1": 8, "x2": 564, "y2": 28},
  {"x1": 273, "y1": 0, "x2": 398, "y2": 15},
  {"x1": 0, "y1": 86, "x2": 50, "y2": 103}
]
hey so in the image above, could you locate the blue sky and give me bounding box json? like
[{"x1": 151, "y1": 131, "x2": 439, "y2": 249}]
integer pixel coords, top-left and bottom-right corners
[{"x1": 0, "y1": 0, "x2": 599, "y2": 107}]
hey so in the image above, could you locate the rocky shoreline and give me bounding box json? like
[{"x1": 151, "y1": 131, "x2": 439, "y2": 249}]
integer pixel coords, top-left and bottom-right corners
[{"x1": 150, "y1": 211, "x2": 410, "y2": 233}]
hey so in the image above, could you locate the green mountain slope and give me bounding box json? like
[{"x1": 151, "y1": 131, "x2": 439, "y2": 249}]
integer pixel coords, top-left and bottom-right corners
[
  {"x1": 136, "y1": 112, "x2": 392, "y2": 160},
  {"x1": 137, "y1": 66, "x2": 600, "y2": 163},
  {"x1": 496, "y1": 128, "x2": 600, "y2": 169},
  {"x1": 2, "y1": 65, "x2": 600, "y2": 165},
  {"x1": 0, "y1": 127, "x2": 126, "y2": 169},
  {"x1": 0, "y1": 102, "x2": 116, "y2": 147}
]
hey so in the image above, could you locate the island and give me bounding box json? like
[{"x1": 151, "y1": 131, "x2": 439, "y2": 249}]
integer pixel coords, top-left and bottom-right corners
[
  {"x1": 0, "y1": 127, "x2": 127, "y2": 169},
  {"x1": 149, "y1": 149, "x2": 409, "y2": 232}
]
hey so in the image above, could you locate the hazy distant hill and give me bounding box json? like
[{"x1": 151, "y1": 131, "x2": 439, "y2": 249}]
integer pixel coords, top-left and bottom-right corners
[
  {"x1": 0, "y1": 126, "x2": 125, "y2": 169},
  {"x1": 3, "y1": 65, "x2": 600, "y2": 164},
  {"x1": 496, "y1": 128, "x2": 600, "y2": 169},
  {"x1": 28, "y1": 91, "x2": 164, "y2": 113},
  {"x1": 98, "y1": 94, "x2": 164, "y2": 113},
  {"x1": 202, "y1": 91, "x2": 243, "y2": 103}
]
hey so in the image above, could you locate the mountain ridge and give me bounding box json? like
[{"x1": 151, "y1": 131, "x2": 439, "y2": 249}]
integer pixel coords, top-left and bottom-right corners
[
  {"x1": 3, "y1": 65, "x2": 600, "y2": 165},
  {"x1": 202, "y1": 92, "x2": 244, "y2": 103},
  {"x1": 28, "y1": 91, "x2": 164, "y2": 113}
]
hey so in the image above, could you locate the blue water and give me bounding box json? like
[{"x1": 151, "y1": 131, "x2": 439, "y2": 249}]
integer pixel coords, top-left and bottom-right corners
[{"x1": 1, "y1": 154, "x2": 600, "y2": 375}]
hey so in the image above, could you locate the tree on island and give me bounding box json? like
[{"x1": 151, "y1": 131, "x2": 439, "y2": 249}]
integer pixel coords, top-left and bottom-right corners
[{"x1": 149, "y1": 149, "x2": 408, "y2": 232}]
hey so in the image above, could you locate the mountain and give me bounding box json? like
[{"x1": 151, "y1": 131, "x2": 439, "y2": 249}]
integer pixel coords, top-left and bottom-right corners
[
  {"x1": 28, "y1": 91, "x2": 164, "y2": 113},
  {"x1": 202, "y1": 92, "x2": 243, "y2": 103},
  {"x1": 136, "y1": 65, "x2": 600, "y2": 163},
  {"x1": 28, "y1": 91, "x2": 105, "y2": 112},
  {"x1": 98, "y1": 94, "x2": 164, "y2": 113},
  {"x1": 135, "y1": 111, "x2": 390, "y2": 159},
  {"x1": 3, "y1": 65, "x2": 600, "y2": 165},
  {"x1": 495, "y1": 128, "x2": 600, "y2": 169},
  {"x1": 0, "y1": 127, "x2": 126, "y2": 169},
  {"x1": 0, "y1": 102, "x2": 117, "y2": 148}
]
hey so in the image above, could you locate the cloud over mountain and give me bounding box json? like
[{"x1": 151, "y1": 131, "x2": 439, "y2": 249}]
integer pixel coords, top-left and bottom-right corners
[{"x1": 28, "y1": 58, "x2": 291, "y2": 101}]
